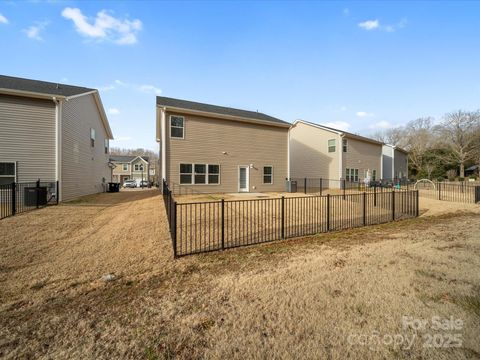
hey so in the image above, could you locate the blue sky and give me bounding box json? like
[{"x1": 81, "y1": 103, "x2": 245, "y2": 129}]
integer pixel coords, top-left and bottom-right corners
[{"x1": 1, "y1": 1, "x2": 479, "y2": 151}]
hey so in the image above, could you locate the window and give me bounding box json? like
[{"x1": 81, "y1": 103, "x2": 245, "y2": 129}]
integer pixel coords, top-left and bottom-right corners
[
  {"x1": 342, "y1": 139, "x2": 348, "y2": 152},
  {"x1": 0, "y1": 162, "x2": 16, "y2": 185},
  {"x1": 263, "y1": 166, "x2": 273, "y2": 184},
  {"x1": 354, "y1": 169, "x2": 359, "y2": 182},
  {"x1": 372, "y1": 170, "x2": 377, "y2": 181},
  {"x1": 180, "y1": 163, "x2": 193, "y2": 184},
  {"x1": 194, "y1": 164, "x2": 206, "y2": 184},
  {"x1": 346, "y1": 168, "x2": 351, "y2": 182},
  {"x1": 180, "y1": 163, "x2": 220, "y2": 185},
  {"x1": 90, "y1": 128, "x2": 96, "y2": 147},
  {"x1": 208, "y1": 165, "x2": 220, "y2": 184},
  {"x1": 346, "y1": 168, "x2": 359, "y2": 182},
  {"x1": 104, "y1": 139, "x2": 109, "y2": 154},
  {"x1": 328, "y1": 139, "x2": 336, "y2": 152},
  {"x1": 170, "y1": 116, "x2": 184, "y2": 138},
  {"x1": 123, "y1": 164, "x2": 128, "y2": 171},
  {"x1": 134, "y1": 164, "x2": 144, "y2": 171}
]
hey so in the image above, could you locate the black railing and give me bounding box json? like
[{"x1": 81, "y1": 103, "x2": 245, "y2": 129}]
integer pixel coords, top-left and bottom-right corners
[
  {"x1": 0, "y1": 180, "x2": 59, "y2": 220},
  {"x1": 168, "y1": 189, "x2": 419, "y2": 257},
  {"x1": 415, "y1": 181, "x2": 480, "y2": 204}
]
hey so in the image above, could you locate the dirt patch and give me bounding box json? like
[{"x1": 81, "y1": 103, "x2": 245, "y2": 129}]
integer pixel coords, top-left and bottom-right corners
[{"x1": 0, "y1": 192, "x2": 479, "y2": 359}]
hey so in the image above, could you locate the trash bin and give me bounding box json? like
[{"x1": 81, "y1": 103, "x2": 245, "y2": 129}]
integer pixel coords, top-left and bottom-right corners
[
  {"x1": 24, "y1": 187, "x2": 47, "y2": 206},
  {"x1": 107, "y1": 182, "x2": 120, "y2": 193},
  {"x1": 286, "y1": 180, "x2": 297, "y2": 193}
]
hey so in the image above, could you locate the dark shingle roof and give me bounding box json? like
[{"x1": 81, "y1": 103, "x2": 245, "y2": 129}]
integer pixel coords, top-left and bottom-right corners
[
  {"x1": 156, "y1": 96, "x2": 290, "y2": 126},
  {"x1": 0, "y1": 75, "x2": 95, "y2": 97},
  {"x1": 110, "y1": 155, "x2": 149, "y2": 163}
]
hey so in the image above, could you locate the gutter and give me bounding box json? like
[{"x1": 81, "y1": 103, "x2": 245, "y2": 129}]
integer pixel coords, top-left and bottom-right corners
[{"x1": 53, "y1": 97, "x2": 63, "y2": 202}]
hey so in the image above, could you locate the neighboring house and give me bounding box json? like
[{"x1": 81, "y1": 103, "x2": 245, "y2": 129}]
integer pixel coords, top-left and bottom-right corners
[
  {"x1": 156, "y1": 96, "x2": 290, "y2": 194},
  {"x1": 0, "y1": 75, "x2": 113, "y2": 201},
  {"x1": 382, "y1": 144, "x2": 409, "y2": 180},
  {"x1": 289, "y1": 120, "x2": 383, "y2": 184},
  {"x1": 110, "y1": 155, "x2": 150, "y2": 184}
]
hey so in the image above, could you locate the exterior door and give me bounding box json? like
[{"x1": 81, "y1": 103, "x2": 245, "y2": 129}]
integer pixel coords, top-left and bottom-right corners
[{"x1": 238, "y1": 166, "x2": 249, "y2": 192}]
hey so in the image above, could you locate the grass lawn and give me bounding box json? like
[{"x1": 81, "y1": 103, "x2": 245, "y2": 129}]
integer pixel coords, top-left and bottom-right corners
[{"x1": 0, "y1": 190, "x2": 479, "y2": 359}]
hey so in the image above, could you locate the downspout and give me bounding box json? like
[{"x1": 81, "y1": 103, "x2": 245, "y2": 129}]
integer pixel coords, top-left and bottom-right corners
[
  {"x1": 160, "y1": 106, "x2": 167, "y2": 187},
  {"x1": 287, "y1": 127, "x2": 291, "y2": 180},
  {"x1": 380, "y1": 145, "x2": 383, "y2": 180},
  {"x1": 339, "y1": 133, "x2": 344, "y2": 180},
  {"x1": 53, "y1": 97, "x2": 63, "y2": 202},
  {"x1": 392, "y1": 147, "x2": 395, "y2": 180}
]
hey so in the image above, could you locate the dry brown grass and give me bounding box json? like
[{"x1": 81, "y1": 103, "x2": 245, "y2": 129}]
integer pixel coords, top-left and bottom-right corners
[{"x1": 0, "y1": 191, "x2": 479, "y2": 359}]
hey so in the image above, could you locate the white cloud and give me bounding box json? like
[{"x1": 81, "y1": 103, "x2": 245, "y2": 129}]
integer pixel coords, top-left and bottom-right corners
[
  {"x1": 322, "y1": 121, "x2": 351, "y2": 131},
  {"x1": 368, "y1": 121, "x2": 393, "y2": 129},
  {"x1": 358, "y1": 19, "x2": 379, "y2": 30},
  {"x1": 0, "y1": 13, "x2": 8, "y2": 24},
  {"x1": 356, "y1": 111, "x2": 374, "y2": 118},
  {"x1": 358, "y1": 18, "x2": 407, "y2": 32},
  {"x1": 138, "y1": 84, "x2": 162, "y2": 96},
  {"x1": 24, "y1": 21, "x2": 48, "y2": 41},
  {"x1": 61, "y1": 7, "x2": 142, "y2": 45},
  {"x1": 108, "y1": 107, "x2": 120, "y2": 115},
  {"x1": 343, "y1": 8, "x2": 350, "y2": 16}
]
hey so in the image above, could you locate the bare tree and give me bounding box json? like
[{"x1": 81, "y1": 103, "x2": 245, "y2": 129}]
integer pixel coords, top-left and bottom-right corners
[
  {"x1": 371, "y1": 127, "x2": 405, "y2": 146},
  {"x1": 435, "y1": 110, "x2": 480, "y2": 177},
  {"x1": 402, "y1": 117, "x2": 436, "y2": 176}
]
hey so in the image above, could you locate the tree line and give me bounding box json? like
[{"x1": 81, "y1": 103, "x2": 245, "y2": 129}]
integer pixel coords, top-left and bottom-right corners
[{"x1": 372, "y1": 110, "x2": 480, "y2": 180}]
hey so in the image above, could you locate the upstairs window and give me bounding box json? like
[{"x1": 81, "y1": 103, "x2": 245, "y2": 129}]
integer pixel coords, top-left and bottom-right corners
[
  {"x1": 328, "y1": 139, "x2": 336, "y2": 153},
  {"x1": 135, "y1": 164, "x2": 144, "y2": 171},
  {"x1": 170, "y1": 116, "x2": 184, "y2": 138},
  {"x1": 0, "y1": 162, "x2": 16, "y2": 185},
  {"x1": 342, "y1": 139, "x2": 348, "y2": 152},
  {"x1": 263, "y1": 166, "x2": 273, "y2": 184},
  {"x1": 90, "y1": 128, "x2": 96, "y2": 147},
  {"x1": 104, "y1": 139, "x2": 109, "y2": 154},
  {"x1": 123, "y1": 164, "x2": 128, "y2": 171}
]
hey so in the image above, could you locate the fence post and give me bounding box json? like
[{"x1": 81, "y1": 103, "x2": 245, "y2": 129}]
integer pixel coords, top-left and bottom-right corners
[
  {"x1": 320, "y1": 178, "x2": 323, "y2": 196},
  {"x1": 326, "y1": 194, "x2": 330, "y2": 231},
  {"x1": 304, "y1": 178, "x2": 307, "y2": 194},
  {"x1": 416, "y1": 190, "x2": 419, "y2": 217},
  {"x1": 363, "y1": 192, "x2": 366, "y2": 226},
  {"x1": 374, "y1": 185, "x2": 377, "y2": 206},
  {"x1": 438, "y1": 182, "x2": 441, "y2": 201},
  {"x1": 36, "y1": 179, "x2": 41, "y2": 209},
  {"x1": 343, "y1": 179, "x2": 346, "y2": 200},
  {"x1": 221, "y1": 199, "x2": 225, "y2": 250},
  {"x1": 11, "y1": 182, "x2": 16, "y2": 216},
  {"x1": 281, "y1": 196, "x2": 285, "y2": 239},
  {"x1": 392, "y1": 189, "x2": 395, "y2": 221},
  {"x1": 172, "y1": 201, "x2": 177, "y2": 258},
  {"x1": 56, "y1": 180, "x2": 60, "y2": 205}
]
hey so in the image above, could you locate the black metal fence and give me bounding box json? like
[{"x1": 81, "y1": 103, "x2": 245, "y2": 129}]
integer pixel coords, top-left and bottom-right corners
[
  {"x1": 288, "y1": 177, "x2": 413, "y2": 196},
  {"x1": 0, "y1": 180, "x2": 58, "y2": 220},
  {"x1": 415, "y1": 181, "x2": 480, "y2": 204},
  {"x1": 163, "y1": 181, "x2": 419, "y2": 257}
]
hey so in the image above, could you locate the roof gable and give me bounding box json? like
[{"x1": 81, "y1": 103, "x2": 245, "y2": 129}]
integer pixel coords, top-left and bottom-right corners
[{"x1": 0, "y1": 75, "x2": 94, "y2": 97}]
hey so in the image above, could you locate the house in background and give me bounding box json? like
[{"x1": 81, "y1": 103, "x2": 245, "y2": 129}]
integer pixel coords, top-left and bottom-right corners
[
  {"x1": 0, "y1": 75, "x2": 113, "y2": 201},
  {"x1": 110, "y1": 155, "x2": 150, "y2": 185},
  {"x1": 382, "y1": 144, "x2": 409, "y2": 180},
  {"x1": 289, "y1": 120, "x2": 383, "y2": 185},
  {"x1": 156, "y1": 96, "x2": 290, "y2": 194}
]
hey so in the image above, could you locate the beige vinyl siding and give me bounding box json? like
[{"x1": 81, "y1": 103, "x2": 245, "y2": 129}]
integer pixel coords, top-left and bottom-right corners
[
  {"x1": 343, "y1": 136, "x2": 382, "y2": 180},
  {"x1": 0, "y1": 94, "x2": 56, "y2": 182},
  {"x1": 394, "y1": 150, "x2": 408, "y2": 178},
  {"x1": 61, "y1": 94, "x2": 110, "y2": 201},
  {"x1": 166, "y1": 111, "x2": 288, "y2": 194},
  {"x1": 112, "y1": 163, "x2": 131, "y2": 176},
  {"x1": 289, "y1": 122, "x2": 340, "y2": 180},
  {"x1": 131, "y1": 158, "x2": 149, "y2": 182}
]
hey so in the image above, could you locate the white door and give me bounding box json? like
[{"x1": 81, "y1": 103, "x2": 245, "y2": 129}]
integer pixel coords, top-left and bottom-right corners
[{"x1": 238, "y1": 166, "x2": 249, "y2": 192}]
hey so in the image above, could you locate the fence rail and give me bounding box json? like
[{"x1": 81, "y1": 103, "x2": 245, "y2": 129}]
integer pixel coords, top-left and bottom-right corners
[
  {"x1": 163, "y1": 180, "x2": 419, "y2": 257},
  {"x1": 0, "y1": 180, "x2": 58, "y2": 220},
  {"x1": 415, "y1": 181, "x2": 480, "y2": 204}
]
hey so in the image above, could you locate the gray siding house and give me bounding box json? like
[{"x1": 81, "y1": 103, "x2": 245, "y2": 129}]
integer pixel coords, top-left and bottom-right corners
[
  {"x1": 110, "y1": 155, "x2": 150, "y2": 185},
  {"x1": 382, "y1": 144, "x2": 408, "y2": 180},
  {"x1": 0, "y1": 75, "x2": 113, "y2": 201},
  {"x1": 156, "y1": 97, "x2": 290, "y2": 194}
]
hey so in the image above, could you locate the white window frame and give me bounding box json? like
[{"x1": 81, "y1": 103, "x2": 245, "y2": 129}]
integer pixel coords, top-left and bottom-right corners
[
  {"x1": 122, "y1": 164, "x2": 128, "y2": 171},
  {"x1": 104, "y1": 139, "x2": 109, "y2": 154},
  {"x1": 328, "y1": 139, "x2": 336, "y2": 153},
  {"x1": 170, "y1": 115, "x2": 185, "y2": 139},
  {"x1": 346, "y1": 168, "x2": 351, "y2": 182},
  {"x1": 372, "y1": 169, "x2": 377, "y2": 181},
  {"x1": 354, "y1": 169, "x2": 359, "y2": 182},
  {"x1": 0, "y1": 161, "x2": 17, "y2": 183},
  {"x1": 179, "y1": 163, "x2": 220, "y2": 185},
  {"x1": 263, "y1": 165, "x2": 273, "y2": 184},
  {"x1": 90, "y1": 128, "x2": 96, "y2": 147},
  {"x1": 134, "y1": 164, "x2": 144, "y2": 171},
  {"x1": 342, "y1": 139, "x2": 348, "y2": 153}
]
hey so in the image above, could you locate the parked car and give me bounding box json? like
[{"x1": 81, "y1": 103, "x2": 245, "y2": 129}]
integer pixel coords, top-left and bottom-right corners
[
  {"x1": 123, "y1": 180, "x2": 137, "y2": 188},
  {"x1": 139, "y1": 180, "x2": 149, "y2": 188}
]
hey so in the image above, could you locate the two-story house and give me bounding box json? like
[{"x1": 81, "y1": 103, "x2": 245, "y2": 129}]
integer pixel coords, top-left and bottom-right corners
[
  {"x1": 156, "y1": 97, "x2": 290, "y2": 194},
  {"x1": 382, "y1": 144, "x2": 409, "y2": 180},
  {"x1": 110, "y1": 155, "x2": 150, "y2": 185},
  {"x1": 289, "y1": 120, "x2": 383, "y2": 185},
  {"x1": 0, "y1": 75, "x2": 113, "y2": 201}
]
